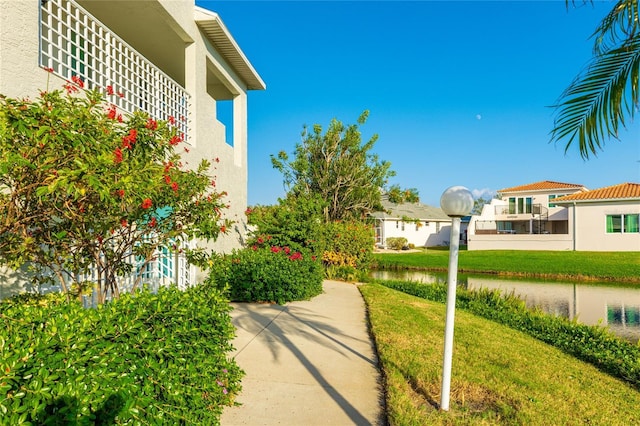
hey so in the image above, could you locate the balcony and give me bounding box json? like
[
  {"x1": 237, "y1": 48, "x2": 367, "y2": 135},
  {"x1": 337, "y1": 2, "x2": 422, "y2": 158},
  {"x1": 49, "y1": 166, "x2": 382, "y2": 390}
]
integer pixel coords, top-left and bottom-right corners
[
  {"x1": 494, "y1": 203, "x2": 548, "y2": 219},
  {"x1": 39, "y1": 0, "x2": 190, "y2": 139}
]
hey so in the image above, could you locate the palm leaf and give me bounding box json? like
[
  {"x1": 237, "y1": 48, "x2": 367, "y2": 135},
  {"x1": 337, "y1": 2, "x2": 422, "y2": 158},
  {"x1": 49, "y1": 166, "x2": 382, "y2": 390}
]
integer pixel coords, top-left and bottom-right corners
[{"x1": 550, "y1": 35, "x2": 639, "y2": 159}]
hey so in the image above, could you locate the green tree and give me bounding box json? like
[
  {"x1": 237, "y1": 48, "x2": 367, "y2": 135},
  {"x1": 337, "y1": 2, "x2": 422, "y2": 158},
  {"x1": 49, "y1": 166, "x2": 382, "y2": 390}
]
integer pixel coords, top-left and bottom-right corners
[
  {"x1": 0, "y1": 79, "x2": 230, "y2": 303},
  {"x1": 551, "y1": 0, "x2": 639, "y2": 159},
  {"x1": 271, "y1": 111, "x2": 416, "y2": 222},
  {"x1": 386, "y1": 184, "x2": 420, "y2": 204}
]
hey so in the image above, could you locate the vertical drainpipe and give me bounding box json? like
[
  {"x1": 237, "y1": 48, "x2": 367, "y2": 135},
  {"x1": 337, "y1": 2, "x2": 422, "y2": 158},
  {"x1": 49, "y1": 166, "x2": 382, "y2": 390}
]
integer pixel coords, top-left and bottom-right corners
[{"x1": 572, "y1": 201, "x2": 577, "y2": 251}]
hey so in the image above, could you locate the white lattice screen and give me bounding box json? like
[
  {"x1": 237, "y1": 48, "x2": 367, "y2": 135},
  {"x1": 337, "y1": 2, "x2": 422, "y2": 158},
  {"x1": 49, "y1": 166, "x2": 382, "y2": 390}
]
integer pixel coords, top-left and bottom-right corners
[{"x1": 39, "y1": 0, "x2": 190, "y2": 140}]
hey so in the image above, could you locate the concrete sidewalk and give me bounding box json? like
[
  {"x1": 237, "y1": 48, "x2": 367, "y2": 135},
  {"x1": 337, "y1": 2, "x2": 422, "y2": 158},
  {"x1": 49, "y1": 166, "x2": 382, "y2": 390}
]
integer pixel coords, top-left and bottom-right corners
[{"x1": 221, "y1": 280, "x2": 385, "y2": 425}]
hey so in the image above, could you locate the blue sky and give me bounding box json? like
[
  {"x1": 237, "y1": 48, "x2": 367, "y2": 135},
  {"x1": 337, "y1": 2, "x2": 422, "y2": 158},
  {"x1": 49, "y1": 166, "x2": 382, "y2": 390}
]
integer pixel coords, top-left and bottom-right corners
[{"x1": 198, "y1": 0, "x2": 640, "y2": 207}]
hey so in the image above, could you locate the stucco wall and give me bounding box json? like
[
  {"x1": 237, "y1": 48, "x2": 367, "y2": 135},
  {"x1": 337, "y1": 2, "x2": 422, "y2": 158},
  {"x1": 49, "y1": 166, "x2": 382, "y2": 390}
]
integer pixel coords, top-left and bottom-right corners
[
  {"x1": 569, "y1": 201, "x2": 640, "y2": 251},
  {"x1": 381, "y1": 220, "x2": 451, "y2": 247},
  {"x1": 468, "y1": 234, "x2": 573, "y2": 251}
]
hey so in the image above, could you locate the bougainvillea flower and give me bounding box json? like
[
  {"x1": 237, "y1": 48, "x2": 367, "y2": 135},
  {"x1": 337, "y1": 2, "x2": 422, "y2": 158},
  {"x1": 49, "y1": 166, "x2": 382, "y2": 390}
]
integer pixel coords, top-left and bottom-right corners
[
  {"x1": 284, "y1": 247, "x2": 291, "y2": 254},
  {"x1": 169, "y1": 135, "x2": 181, "y2": 146},
  {"x1": 220, "y1": 225, "x2": 226, "y2": 233},
  {"x1": 164, "y1": 175, "x2": 171, "y2": 184},
  {"x1": 106, "y1": 85, "x2": 114, "y2": 95},
  {"x1": 116, "y1": 189, "x2": 125, "y2": 198},
  {"x1": 271, "y1": 246, "x2": 281, "y2": 253},
  {"x1": 149, "y1": 217, "x2": 157, "y2": 228},
  {"x1": 168, "y1": 115, "x2": 176, "y2": 125},
  {"x1": 141, "y1": 198, "x2": 153, "y2": 209},
  {"x1": 171, "y1": 182, "x2": 178, "y2": 192}
]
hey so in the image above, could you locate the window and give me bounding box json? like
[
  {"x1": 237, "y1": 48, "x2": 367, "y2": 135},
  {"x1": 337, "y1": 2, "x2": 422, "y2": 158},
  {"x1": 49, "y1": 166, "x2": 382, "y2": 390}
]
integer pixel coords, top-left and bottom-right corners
[
  {"x1": 549, "y1": 194, "x2": 557, "y2": 208},
  {"x1": 401, "y1": 222, "x2": 405, "y2": 231},
  {"x1": 525, "y1": 197, "x2": 532, "y2": 214},
  {"x1": 606, "y1": 214, "x2": 639, "y2": 233},
  {"x1": 395, "y1": 221, "x2": 399, "y2": 229},
  {"x1": 508, "y1": 197, "x2": 516, "y2": 214}
]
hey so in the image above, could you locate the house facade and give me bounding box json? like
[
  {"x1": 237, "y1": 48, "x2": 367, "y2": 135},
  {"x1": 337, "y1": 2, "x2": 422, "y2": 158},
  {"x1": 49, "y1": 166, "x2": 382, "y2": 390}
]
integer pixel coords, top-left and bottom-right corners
[
  {"x1": 468, "y1": 181, "x2": 640, "y2": 252},
  {"x1": 371, "y1": 199, "x2": 454, "y2": 248},
  {"x1": 0, "y1": 0, "x2": 264, "y2": 291},
  {"x1": 552, "y1": 183, "x2": 640, "y2": 251}
]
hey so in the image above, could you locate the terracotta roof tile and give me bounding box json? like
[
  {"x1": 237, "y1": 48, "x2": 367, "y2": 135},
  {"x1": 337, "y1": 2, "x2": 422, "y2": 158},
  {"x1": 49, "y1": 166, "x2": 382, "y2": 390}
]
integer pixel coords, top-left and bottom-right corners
[
  {"x1": 499, "y1": 180, "x2": 585, "y2": 193},
  {"x1": 553, "y1": 183, "x2": 640, "y2": 202}
]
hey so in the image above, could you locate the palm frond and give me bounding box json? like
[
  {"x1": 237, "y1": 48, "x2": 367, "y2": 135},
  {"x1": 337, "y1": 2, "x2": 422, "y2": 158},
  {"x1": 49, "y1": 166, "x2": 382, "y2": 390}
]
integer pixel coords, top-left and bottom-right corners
[
  {"x1": 591, "y1": 0, "x2": 639, "y2": 55},
  {"x1": 551, "y1": 35, "x2": 640, "y2": 159}
]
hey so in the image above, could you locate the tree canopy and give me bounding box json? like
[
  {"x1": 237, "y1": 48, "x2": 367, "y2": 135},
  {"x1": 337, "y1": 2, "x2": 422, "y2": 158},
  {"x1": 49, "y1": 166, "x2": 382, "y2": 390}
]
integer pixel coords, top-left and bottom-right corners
[{"x1": 271, "y1": 111, "x2": 417, "y2": 222}]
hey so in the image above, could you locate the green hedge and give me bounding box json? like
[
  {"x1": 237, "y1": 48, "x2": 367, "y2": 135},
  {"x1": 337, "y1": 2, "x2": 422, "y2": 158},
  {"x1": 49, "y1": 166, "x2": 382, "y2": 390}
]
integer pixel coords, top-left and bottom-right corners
[
  {"x1": 377, "y1": 280, "x2": 640, "y2": 390},
  {"x1": 0, "y1": 284, "x2": 241, "y2": 425},
  {"x1": 212, "y1": 244, "x2": 323, "y2": 304}
]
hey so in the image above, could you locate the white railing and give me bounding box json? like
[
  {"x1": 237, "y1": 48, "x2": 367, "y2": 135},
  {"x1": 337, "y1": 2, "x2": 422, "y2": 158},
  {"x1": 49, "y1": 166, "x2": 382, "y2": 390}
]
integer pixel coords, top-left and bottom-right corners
[{"x1": 39, "y1": 0, "x2": 190, "y2": 139}]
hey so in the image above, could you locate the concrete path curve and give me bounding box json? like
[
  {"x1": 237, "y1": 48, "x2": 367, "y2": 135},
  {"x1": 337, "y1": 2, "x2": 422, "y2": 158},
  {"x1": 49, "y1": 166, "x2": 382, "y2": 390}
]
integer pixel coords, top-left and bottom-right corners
[{"x1": 221, "y1": 280, "x2": 386, "y2": 425}]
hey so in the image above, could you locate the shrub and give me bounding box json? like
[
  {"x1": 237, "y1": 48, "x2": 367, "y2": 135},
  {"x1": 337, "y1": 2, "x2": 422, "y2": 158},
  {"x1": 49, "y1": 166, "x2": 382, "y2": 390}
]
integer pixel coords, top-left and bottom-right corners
[
  {"x1": 317, "y1": 221, "x2": 374, "y2": 281},
  {"x1": 212, "y1": 243, "x2": 323, "y2": 304},
  {"x1": 0, "y1": 283, "x2": 241, "y2": 424},
  {"x1": 385, "y1": 237, "x2": 407, "y2": 251},
  {"x1": 379, "y1": 280, "x2": 640, "y2": 390}
]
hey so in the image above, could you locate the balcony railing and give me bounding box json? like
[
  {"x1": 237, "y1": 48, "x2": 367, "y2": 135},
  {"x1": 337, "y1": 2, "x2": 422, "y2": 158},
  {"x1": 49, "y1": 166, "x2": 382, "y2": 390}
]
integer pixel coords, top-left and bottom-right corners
[
  {"x1": 39, "y1": 0, "x2": 190, "y2": 139},
  {"x1": 495, "y1": 204, "x2": 548, "y2": 218}
]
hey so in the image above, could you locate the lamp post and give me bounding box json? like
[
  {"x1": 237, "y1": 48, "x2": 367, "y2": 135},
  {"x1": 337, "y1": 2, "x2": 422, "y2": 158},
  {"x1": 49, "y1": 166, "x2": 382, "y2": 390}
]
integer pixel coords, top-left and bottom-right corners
[{"x1": 439, "y1": 185, "x2": 474, "y2": 411}]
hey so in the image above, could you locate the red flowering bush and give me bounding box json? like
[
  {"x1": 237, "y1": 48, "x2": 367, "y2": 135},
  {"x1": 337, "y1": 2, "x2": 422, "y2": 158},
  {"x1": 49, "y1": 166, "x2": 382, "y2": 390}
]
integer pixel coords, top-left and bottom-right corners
[
  {"x1": 0, "y1": 84, "x2": 231, "y2": 302},
  {"x1": 211, "y1": 239, "x2": 322, "y2": 304}
]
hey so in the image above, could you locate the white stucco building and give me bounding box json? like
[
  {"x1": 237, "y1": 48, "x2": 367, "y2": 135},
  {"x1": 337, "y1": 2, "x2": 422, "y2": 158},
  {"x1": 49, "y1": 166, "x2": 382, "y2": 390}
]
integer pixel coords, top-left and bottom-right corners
[
  {"x1": 371, "y1": 198, "x2": 456, "y2": 248},
  {"x1": 0, "y1": 0, "x2": 264, "y2": 290},
  {"x1": 468, "y1": 181, "x2": 640, "y2": 252}
]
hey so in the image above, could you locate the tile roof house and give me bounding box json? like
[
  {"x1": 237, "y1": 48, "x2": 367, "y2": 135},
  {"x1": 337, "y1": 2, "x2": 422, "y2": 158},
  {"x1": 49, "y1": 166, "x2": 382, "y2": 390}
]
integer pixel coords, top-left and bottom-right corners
[
  {"x1": 370, "y1": 197, "x2": 455, "y2": 248},
  {"x1": 468, "y1": 181, "x2": 639, "y2": 251},
  {"x1": 553, "y1": 183, "x2": 640, "y2": 251},
  {"x1": 0, "y1": 0, "x2": 264, "y2": 293}
]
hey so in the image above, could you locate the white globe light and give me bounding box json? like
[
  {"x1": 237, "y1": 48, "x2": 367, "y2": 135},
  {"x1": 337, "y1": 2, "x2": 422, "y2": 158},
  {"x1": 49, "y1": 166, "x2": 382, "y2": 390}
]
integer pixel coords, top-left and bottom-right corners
[{"x1": 440, "y1": 186, "x2": 474, "y2": 217}]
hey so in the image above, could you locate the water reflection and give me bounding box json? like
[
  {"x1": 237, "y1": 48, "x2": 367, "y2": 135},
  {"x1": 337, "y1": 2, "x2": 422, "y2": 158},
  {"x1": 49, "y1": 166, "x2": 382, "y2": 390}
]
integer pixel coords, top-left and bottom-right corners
[{"x1": 370, "y1": 270, "x2": 640, "y2": 343}]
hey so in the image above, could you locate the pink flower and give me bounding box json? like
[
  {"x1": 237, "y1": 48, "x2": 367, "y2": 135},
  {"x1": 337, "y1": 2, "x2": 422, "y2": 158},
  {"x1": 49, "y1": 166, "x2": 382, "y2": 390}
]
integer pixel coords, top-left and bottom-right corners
[
  {"x1": 284, "y1": 247, "x2": 291, "y2": 255},
  {"x1": 257, "y1": 237, "x2": 264, "y2": 244},
  {"x1": 271, "y1": 246, "x2": 281, "y2": 253},
  {"x1": 251, "y1": 245, "x2": 258, "y2": 251}
]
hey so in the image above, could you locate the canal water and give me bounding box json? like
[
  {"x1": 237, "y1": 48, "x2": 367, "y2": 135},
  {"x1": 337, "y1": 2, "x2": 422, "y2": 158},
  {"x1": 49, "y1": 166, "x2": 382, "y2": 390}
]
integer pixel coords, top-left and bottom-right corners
[{"x1": 370, "y1": 270, "x2": 640, "y2": 344}]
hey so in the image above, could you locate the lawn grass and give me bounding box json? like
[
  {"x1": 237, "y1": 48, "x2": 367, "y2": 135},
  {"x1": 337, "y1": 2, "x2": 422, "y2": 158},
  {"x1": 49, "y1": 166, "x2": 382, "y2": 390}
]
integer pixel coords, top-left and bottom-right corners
[
  {"x1": 361, "y1": 283, "x2": 640, "y2": 425},
  {"x1": 372, "y1": 249, "x2": 640, "y2": 283}
]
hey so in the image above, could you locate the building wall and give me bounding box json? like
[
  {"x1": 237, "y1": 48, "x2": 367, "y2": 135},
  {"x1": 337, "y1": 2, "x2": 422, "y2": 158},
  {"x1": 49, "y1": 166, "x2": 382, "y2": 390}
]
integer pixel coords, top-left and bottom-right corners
[
  {"x1": 568, "y1": 201, "x2": 640, "y2": 251},
  {"x1": 381, "y1": 219, "x2": 451, "y2": 247},
  {"x1": 468, "y1": 234, "x2": 573, "y2": 251}
]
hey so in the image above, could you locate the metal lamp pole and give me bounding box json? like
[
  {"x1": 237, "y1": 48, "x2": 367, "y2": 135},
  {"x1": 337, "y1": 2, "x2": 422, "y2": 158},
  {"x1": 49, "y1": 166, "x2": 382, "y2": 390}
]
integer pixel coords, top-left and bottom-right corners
[{"x1": 439, "y1": 186, "x2": 473, "y2": 411}]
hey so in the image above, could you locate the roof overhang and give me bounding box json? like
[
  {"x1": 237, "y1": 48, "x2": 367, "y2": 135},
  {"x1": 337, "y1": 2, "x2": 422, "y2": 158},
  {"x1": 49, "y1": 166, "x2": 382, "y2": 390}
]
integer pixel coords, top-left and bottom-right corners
[{"x1": 195, "y1": 6, "x2": 266, "y2": 91}]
